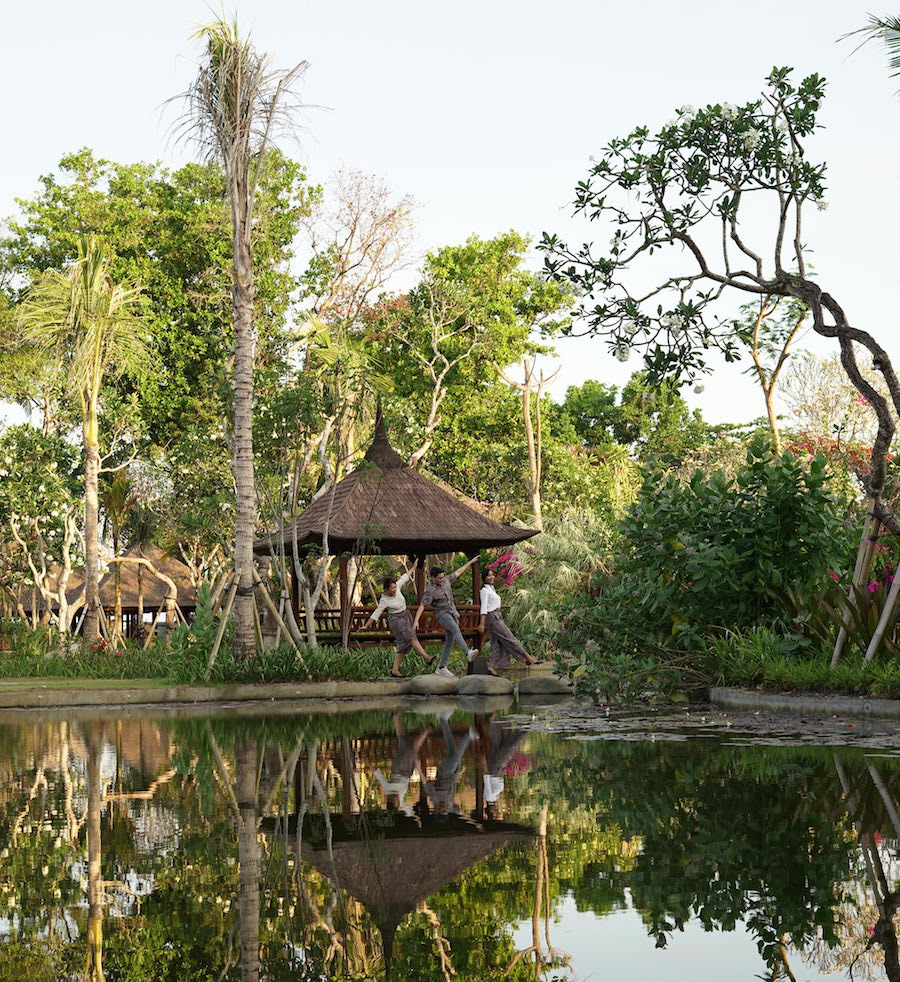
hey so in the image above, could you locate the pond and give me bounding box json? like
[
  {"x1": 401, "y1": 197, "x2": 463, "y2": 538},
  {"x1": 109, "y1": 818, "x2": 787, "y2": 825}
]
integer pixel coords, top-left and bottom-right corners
[{"x1": 0, "y1": 698, "x2": 899, "y2": 981}]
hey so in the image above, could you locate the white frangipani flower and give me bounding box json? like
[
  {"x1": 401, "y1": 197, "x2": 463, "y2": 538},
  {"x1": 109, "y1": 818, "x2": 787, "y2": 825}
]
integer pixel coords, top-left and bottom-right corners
[
  {"x1": 721, "y1": 103, "x2": 738, "y2": 121},
  {"x1": 742, "y1": 128, "x2": 761, "y2": 150}
]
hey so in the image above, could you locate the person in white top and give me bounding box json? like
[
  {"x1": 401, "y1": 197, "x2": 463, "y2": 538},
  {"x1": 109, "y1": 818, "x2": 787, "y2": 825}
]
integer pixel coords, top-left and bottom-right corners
[
  {"x1": 364, "y1": 560, "x2": 435, "y2": 677},
  {"x1": 479, "y1": 568, "x2": 538, "y2": 671}
]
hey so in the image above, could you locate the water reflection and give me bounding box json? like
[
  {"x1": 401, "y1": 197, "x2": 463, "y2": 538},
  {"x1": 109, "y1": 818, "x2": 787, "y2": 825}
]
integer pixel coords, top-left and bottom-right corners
[{"x1": 0, "y1": 709, "x2": 898, "y2": 980}]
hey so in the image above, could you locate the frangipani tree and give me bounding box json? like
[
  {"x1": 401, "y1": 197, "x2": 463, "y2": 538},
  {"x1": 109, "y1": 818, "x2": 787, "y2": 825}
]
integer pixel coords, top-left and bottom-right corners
[
  {"x1": 18, "y1": 236, "x2": 148, "y2": 642},
  {"x1": 177, "y1": 18, "x2": 307, "y2": 657},
  {"x1": 540, "y1": 68, "x2": 900, "y2": 662}
]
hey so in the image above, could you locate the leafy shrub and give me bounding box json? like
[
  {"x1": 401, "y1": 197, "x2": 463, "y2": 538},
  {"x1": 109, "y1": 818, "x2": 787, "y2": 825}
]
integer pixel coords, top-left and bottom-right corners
[{"x1": 559, "y1": 435, "x2": 854, "y2": 701}]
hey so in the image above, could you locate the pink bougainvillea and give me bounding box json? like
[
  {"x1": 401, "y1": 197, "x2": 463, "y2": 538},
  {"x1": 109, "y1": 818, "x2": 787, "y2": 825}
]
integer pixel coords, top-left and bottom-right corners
[{"x1": 486, "y1": 552, "x2": 525, "y2": 587}]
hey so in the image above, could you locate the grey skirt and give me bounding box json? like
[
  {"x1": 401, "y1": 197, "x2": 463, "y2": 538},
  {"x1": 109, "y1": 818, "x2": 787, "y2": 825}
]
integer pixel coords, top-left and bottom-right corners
[
  {"x1": 388, "y1": 609, "x2": 415, "y2": 654},
  {"x1": 485, "y1": 609, "x2": 530, "y2": 668}
]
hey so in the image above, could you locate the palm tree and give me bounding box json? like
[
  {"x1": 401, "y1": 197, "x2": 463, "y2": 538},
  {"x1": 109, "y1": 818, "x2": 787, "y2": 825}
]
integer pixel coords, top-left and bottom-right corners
[
  {"x1": 848, "y1": 16, "x2": 900, "y2": 80},
  {"x1": 177, "y1": 18, "x2": 307, "y2": 657},
  {"x1": 18, "y1": 236, "x2": 148, "y2": 642}
]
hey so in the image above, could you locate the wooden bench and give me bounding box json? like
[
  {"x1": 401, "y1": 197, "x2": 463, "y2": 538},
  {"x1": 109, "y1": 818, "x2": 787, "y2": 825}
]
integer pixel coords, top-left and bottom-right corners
[{"x1": 308, "y1": 605, "x2": 482, "y2": 648}]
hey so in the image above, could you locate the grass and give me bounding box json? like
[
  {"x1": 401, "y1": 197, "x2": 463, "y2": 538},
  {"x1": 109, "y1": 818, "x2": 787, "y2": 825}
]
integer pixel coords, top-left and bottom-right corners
[
  {"x1": 0, "y1": 624, "x2": 470, "y2": 686},
  {"x1": 711, "y1": 628, "x2": 900, "y2": 699}
]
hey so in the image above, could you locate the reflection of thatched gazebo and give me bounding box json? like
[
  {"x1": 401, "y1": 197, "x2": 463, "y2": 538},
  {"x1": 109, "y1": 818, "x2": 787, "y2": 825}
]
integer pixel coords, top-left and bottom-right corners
[
  {"x1": 255, "y1": 416, "x2": 539, "y2": 645},
  {"x1": 67, "y1": 543, "x2": 197, "y2": 638},
  {"x1": 266, "y1": 812, "x2": 534, "y2": 976}
]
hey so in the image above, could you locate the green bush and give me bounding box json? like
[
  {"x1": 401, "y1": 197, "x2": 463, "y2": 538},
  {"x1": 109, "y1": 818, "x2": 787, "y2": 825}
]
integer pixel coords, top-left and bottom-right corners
[{"x1": 559, "y1": 435, "x2": 855, "y2": 701}]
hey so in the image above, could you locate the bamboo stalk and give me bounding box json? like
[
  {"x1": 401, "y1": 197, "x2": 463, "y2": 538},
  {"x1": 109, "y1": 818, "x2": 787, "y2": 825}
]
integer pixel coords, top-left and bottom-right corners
[{"x1": 206, "y1": 572, "x2": 240, "y2": 682}]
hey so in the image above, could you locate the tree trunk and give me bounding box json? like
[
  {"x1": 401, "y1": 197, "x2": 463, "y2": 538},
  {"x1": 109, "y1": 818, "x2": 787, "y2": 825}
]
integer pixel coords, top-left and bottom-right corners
[
  {"x1": 83, "y1": 417, "x2": 101, "y2": 643},
  {"x1": 85, "y1": 725, "x2": 106, "y2": 982},
  {"x1": 764, "y1": 387, "x2": 781, "y2": 454},
  {"x1": 231, "y1": 190, "x2": 258, "y2": 659},
  {"x1": 236, "y1": 739, "x2": 261, "y2": 982}
]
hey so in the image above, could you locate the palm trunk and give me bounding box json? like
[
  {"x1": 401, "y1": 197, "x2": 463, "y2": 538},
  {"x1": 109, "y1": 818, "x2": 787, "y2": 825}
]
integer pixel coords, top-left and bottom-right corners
[
  {"x1": 231, "y1": 190, "x2": 257, "y2": 659},
  {"x1": 85, "y1": 726, "x2": 105, "y2": 982},
  {"x1": 236, "y1": 739, "x2": 261, "y2": 982},
  {"x1": 83, "y1": 413, "x2": 101, "y2": 643}
]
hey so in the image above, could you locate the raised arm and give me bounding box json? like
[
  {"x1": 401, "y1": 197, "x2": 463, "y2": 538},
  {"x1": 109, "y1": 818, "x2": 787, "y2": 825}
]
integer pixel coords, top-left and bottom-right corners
[{"x1": 452, "y1": 555, "x2": 479, "y2": 578}]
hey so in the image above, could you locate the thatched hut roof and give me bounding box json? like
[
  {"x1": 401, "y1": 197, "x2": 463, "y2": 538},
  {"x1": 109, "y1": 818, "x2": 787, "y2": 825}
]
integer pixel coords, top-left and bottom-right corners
[
  {"x1": 67, "y1": 543, "x2": 197, "y2": 611},
  {"x1": 264, "y1": 812, "x2": 534, "y2": 974},
  {"x1": 255, "y1": 417, "x2": 539, "y2": 556}
]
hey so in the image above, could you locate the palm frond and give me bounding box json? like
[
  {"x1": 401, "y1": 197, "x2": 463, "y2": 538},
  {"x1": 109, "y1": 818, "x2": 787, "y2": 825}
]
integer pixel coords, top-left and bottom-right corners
[{"x1": 844, "y1": 15, "x2": 900, "y2": 86}]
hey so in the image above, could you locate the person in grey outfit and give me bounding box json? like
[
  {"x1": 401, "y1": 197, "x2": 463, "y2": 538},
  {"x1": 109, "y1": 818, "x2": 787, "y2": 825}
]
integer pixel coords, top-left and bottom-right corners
[{"x1": 413, "y1": 557, "x2": 479, "y2": 677}]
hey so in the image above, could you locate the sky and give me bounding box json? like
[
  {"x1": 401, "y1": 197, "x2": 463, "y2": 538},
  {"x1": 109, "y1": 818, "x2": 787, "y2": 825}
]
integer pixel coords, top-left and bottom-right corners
[{"x1": 3, "y1": 0, "x2": 900, "y2": 427}]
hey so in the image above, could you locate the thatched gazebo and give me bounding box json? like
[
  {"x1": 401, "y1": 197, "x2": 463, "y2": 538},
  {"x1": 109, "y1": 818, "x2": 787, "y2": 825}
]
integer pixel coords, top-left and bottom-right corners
[
  {"x1": 261, "y1": 811, "x2": 535, "y2": 977},
  {"x1": 255, "y1": 416, "x2": 539, "y2": 646}
]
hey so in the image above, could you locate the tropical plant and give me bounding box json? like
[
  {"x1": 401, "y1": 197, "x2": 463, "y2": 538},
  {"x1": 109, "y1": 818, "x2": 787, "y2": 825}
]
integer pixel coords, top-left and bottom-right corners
[
  {"x1": 557, "y1": 436, "x2": 854, "y2": 701},
  {"x1": 176, "y1": 17, "x2": 308, "y2": 657},
  {"x1": 18, "y1": 236, "x2": 148, "y2": 641},
  {"x1": 540, "y1": 68, "x2": 900, "y2": 648}
]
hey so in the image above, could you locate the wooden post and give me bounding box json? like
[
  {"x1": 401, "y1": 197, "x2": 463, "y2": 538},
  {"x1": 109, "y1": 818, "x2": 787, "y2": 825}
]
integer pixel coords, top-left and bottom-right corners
[
  {"x1": 470, "y1": 552, "x2": 482, "y2": 650},
  {"x1": 206, "y1": 572, "x2": 240, "y2": 682},
  {"x1": 339, "y1": 554, "x2": 350, "y2": 648},
  {"x1": 415, "y1": 555, "x2": 426, "y2": 603}
]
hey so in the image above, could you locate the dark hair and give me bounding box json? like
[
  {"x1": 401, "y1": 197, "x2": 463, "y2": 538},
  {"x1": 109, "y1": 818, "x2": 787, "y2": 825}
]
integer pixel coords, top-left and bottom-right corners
[
  {"x1": 430, "y1": 566, "x2": 444, "y2": 578},
  {"x1": 382, "y1": 576, "x2": 397, "y2": 591}
]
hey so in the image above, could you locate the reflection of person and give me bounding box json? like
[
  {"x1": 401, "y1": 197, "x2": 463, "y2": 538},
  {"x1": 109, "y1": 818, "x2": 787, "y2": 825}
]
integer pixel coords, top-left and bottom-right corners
[
  {"x1": 364, "y1": 560, "x2": 435, "y2": 677},
  {"x1": 477, "y1": 715, "x2": 528, "y2": 821},
  {"x1": 373, "y1": 714, "x2": 431, "y2": 815},
  {"x1": 422, "y1": 715, "x2": 477, "y2": 816},
  {"x1": 479, "y1": 568, "x2": 538, "y2": 671},
  {"x1": 413, "y1": 557, "x2": 480, "y2": 678}
]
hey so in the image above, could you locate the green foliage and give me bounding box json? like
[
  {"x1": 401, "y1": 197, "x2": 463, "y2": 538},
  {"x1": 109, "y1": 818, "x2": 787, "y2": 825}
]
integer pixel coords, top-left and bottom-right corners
[
  {"x1": 2, "y1": 148, "x2": 315, "y2": 442},
  {"x1": 559, "y1": 436, "x2": 853, "y2": 701},
  {"x1": 497, "y1": 508, "x2": 614, "y2": 661},
  {"x1": 540, "y1": 67, "x2": 828, "y2": 382},
  {"x1": 711, "y1": 627, "x2": 900, "y2": 697}
]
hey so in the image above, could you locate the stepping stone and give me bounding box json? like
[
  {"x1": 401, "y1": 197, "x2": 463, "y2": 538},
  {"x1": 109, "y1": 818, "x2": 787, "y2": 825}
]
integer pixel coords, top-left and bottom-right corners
[
  {"x1": 458, "y1": 693, "x2": 514, "y2": 714},
  {"x1": 457, "y1": 674, "x2": 514, "y2": 695},
  {"x1": 517, "y1": 675, "x2": 573, "y2": 695},
  {"x1": 409, "y1": 674, "x2": 460, "y2": 695}
]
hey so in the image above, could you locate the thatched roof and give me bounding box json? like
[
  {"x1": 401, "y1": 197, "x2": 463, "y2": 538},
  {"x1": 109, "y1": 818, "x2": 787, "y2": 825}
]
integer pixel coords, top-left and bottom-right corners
[
  {"x1": 256, "y1": 417, "x2": 539, "y2": 556},
  {"x1": 67, "y1": 543, "x2": 197, "y2": 611},
  {"x1": 265, "y1": 812, "x2": 534, "y2": 974}
]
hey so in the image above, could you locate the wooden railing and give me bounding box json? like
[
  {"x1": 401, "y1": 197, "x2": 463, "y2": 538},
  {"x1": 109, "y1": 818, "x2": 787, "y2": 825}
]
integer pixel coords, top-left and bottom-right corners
[{"x1": 307, "y1": 604, "x2": 482, "y2": 647}]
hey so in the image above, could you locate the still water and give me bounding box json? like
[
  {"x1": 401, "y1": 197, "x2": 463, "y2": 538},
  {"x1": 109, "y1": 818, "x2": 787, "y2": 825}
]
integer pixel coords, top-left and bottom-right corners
[{"x1": 0, "y1": 698, "x2": 898, "y2": 981}]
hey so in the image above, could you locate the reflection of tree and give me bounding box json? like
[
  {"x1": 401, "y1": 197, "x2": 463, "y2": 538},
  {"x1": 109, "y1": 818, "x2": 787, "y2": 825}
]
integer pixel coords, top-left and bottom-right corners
[
  {"x1": 526, "y1": 738, "x2": 858, "y2": 973},
  {"x1": 85, "y1": 723, "x2": 105, "y2": 982},
  {"x1": 505, "y1": 805, "x2": 570, "y2": 978},
  {"x1": 830, "y1": 756, "x2": 900, "y2": 981}
]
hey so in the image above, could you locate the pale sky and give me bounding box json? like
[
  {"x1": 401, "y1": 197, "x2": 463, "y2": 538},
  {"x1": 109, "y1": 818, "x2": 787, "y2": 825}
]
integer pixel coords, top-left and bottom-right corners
[{"x1": 3, "y1": 0, "x2": 899, "y2": 427}]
